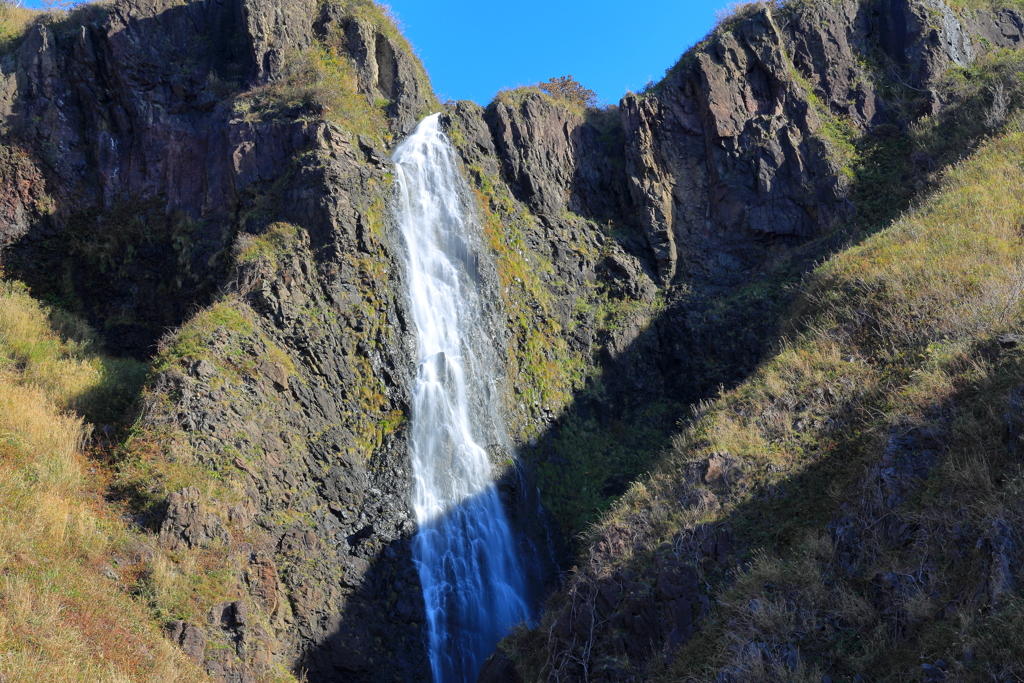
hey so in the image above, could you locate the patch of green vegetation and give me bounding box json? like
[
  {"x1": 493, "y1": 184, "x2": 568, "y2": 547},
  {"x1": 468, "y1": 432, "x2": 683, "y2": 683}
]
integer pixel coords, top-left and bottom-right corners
[
  {"x1": 492, "y1": 85, "x2": 556, "y2": 111},
  {"x1": 154, "y1": 294, "x2": 297, "y2": 387},
  {"x1": 234, "y1": 41, "x2": 391, "y2": 143},
  {"x1": 495, "y1": 75, "x2": 599, "y2": 114},
  {"x1": 234, "y1": 221, "x2": 302, "y2": 272},
  {"x1": 377, "y1": 408, "x2": 406, "y2": 437},
  {"x1": 510, "y1": 117, "x2": 1024, "y2": 683},
  {"x1": 466, "y1": 161, "x2": 586, "y2": 436},
  {"x1": 0, "y1": 1, "x2": 38, "y2": 55},
  {"x1": 152, "y1": 298, "x2": 255, "y2": 376}
]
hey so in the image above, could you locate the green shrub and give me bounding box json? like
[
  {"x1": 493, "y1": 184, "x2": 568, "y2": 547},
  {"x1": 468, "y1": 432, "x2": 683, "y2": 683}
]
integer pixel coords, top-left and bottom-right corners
[
  {"x1": 234, "y1": 42, "x2": 390, "y2": 143},
  {"x1": 538, "y1": 75, "x2": 598, "y2": 109},
  {"x1": 0, "y1": 1, "x2": 37, "y2": 53}
]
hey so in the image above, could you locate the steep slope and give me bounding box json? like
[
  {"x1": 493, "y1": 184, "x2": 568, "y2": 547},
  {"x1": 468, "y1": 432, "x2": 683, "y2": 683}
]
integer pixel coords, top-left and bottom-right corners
[
  {"x1": 432, "y1": 0, "x2": 1024, "y2": 555},
  {"x1": 1, "y1": 0, "x2": 1024, "y2": 682},
  {"x1": 504, "y1": 114, "x2": 1024, "y2": 683},
  {"x1": 481, "y1": 1, "x2": 1024, "y2": 681},
  {"x1": 0, "y1": 0, "x2": 437, "y2": 680},
  {"x1": 0, "y1": 282, "x2": 206, "y2": 683}
]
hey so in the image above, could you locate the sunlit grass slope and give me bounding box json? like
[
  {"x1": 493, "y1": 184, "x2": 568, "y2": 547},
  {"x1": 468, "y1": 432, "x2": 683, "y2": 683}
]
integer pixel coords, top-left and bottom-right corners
[
  {"x1": 652, "y1": 123, "x2": 1024, "y2": 681},
  {"x1": 0, "y1": 280, "x2": 208, "y2": 683},
  {"x1": 508, "y1": 116, "x2": 1024, "y2": 682}
]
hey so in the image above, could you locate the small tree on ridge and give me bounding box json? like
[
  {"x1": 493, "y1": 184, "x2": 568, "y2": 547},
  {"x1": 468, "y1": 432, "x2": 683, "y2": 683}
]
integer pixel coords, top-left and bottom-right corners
[{"x1": 539, "y1": 75, "x2": 598, "y2": 109}]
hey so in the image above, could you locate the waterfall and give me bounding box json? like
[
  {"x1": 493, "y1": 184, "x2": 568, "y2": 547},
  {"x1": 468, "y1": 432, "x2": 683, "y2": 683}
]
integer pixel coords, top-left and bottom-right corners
[{"x1": 392, "y1": 114, "x2": 531, "y2": 683}]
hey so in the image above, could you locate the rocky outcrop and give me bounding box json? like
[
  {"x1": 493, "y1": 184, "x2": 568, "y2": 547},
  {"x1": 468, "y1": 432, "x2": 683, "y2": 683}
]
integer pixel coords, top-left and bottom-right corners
[
  {"x1": 166, "y1": 620, "x2": 208, "y2": 664},
  {"x1": 0, "y1": 142, "x2": 48, "y2": 248},
  {"x1": 243, "y1": 0, "x2": 318, "y2": 81},
  {"x1": 318, "y1": 6, "x2": 434, "y2": 136},
  {"x1": 0, "y1": 0, "x2": 431, "y2": 356},
  {"x1": 486, "y1": 93, "x2": 631, "y2": 223},
  {"x1": 620, "y1": 0, "x2": 1024, "y2": 287},
  {"x1": 3, "y1": 0, "x2": 1023, "y2": 682},
  {"x1": 784, "y1": 0, "x2": 883, "y2": 129},
  {"x1": 623, "y1": 6, "x2": 852, "y2": 286},
  {"x1": 0, "y1": 0, "x2": 438, "y2": 681},
  {"x1": 136, "y1": 122, "x2": 431, "y2": 680},
  {"x1": 159, "y1": 486, "x2": 230, "y2": 550},
  {"x1": 875, "y1": 0, "x2": 976, "y2": 87}
]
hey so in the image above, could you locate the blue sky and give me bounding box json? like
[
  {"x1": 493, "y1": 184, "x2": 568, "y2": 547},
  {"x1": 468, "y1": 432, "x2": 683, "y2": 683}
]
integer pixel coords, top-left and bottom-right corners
[
  {"x1": 386, "y1": 1, "x2": 722, "y2": 106},
  {"x1": 22, "y1": 0, "x2": 723, "y2": 106}
]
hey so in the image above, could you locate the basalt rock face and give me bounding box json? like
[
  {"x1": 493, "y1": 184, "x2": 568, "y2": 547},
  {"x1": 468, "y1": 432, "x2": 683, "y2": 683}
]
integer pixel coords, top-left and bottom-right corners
[
  {"x1": 486, "y1": 94, "x2": 633, "y2": 224},
  {"x1": 443, "y1": 96, "x2": 669, "y2": 483},
  {"x1": 0, "y1": 0, "x2": 429, "y2": 356},
  {"x1": 622, "y1": 6, "x2": 856, "y2": 287},
  {"x1": 317, "y1": 5, "x2": 432, "y2": 137},
  {"x1": 137, "y1": 123, "x2": 430, "y2": 681},
  {"x1": 622, "y1": 0, "x2": 1024, "y2": 288},
  {"x1": 1, "y1": 0, "x2": 1022, "y2": 682},
  {"x1": 0, "y1": 0, "x2": 435, "y2": 681}
]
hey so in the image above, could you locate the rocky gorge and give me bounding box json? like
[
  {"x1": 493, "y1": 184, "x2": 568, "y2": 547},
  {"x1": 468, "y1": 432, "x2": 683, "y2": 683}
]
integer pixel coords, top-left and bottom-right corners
[{"x1": 0, "y1": 0, "x2": 1023, "y2": 681}]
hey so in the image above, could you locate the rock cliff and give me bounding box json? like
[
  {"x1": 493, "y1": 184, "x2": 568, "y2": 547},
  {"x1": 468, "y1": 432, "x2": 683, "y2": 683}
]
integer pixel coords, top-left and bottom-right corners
[
  {"x1": 470, "y1": 1, "x2": 1024, "y2": 680},
  {"x1": 0, "y1": 0, "x2": 435, "y2": 680},
  {"x1": 1, "y1": 0, "x2": 1023, "y2": 681}
]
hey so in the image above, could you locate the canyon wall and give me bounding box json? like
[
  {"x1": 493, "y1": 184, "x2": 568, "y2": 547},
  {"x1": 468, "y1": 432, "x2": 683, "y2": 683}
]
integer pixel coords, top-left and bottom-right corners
[{"x1": 0, "y1": 0, "x2": 1021, "y2": 681}]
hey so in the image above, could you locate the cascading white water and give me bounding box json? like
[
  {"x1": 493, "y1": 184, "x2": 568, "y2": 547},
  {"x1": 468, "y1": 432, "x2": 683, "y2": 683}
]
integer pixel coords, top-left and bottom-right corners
[{"x1": 392, "y1": 114, "x2": 531, "y2": 683}]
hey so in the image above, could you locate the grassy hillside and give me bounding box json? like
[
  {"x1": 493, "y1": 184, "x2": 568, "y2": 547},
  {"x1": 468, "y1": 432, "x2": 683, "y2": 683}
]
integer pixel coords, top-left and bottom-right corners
[
  {"x1": 0, "y1": 274, "x2": 310, "y2": 683},
  {"x1": 656, "y1": 120, "x2": 1024, "y2": 682},
  {"x1": 0, "y1": 280, "x2": 209, "y2": 683},
  {"x1": 507, "y1": 103, "x2": 1024, "y2": 683}
]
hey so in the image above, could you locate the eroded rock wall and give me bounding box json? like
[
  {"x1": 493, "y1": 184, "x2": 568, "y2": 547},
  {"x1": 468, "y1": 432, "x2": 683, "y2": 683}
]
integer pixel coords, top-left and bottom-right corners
[
  {"x1": 0, "y1": 1, "x2": 436, "y2": 681},
  {"x1": 0, "y1": 0, "x2": 431, "y2": 356},
  {"x1": 2, "y1": 0, "x2": 1023, "y2": 682}
]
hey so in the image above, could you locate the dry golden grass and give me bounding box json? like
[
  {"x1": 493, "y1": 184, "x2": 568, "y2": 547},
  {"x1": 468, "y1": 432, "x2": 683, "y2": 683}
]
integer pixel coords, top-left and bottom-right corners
[
  {"x1": 0, "y1": 282, "x2": 100, "y2": 407},
  {"x1": 0, "y1": 281, "x2": 148, "y2": 424},
  {"x1": 0, "y1": 280, "x2": 209, "y2": 683},
  {"x1": 647, "y1": 121, "x2": 1024, "y2": 683},
  {"x1": 512, "y1": 114, "x2": 1024, "y2": 683},
  {"x1": 0, "y1": 1, "x2": 38, "y2": 48}
]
